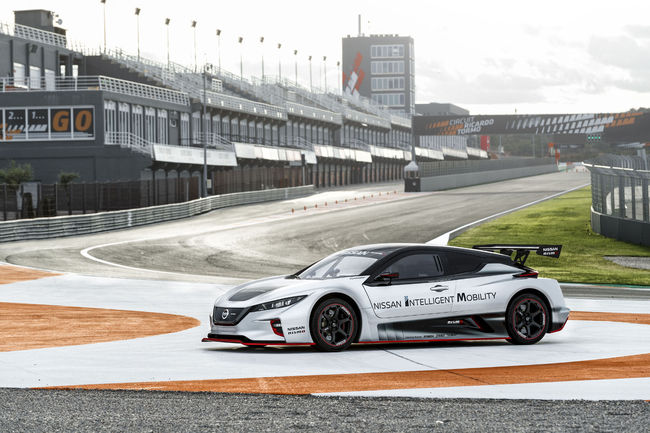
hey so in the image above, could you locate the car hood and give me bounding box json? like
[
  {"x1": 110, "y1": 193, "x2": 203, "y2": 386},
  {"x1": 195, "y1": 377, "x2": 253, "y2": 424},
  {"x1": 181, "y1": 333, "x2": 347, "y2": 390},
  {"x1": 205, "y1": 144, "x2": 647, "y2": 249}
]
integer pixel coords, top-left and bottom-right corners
[{"x1": 216, "y1": 275, "x2": 357, "y2": 306}]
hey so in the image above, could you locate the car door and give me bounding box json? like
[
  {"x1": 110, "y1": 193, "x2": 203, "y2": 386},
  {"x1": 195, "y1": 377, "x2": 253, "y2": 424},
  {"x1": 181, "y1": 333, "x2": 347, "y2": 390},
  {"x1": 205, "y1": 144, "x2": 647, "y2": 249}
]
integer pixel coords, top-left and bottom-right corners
[
  {"x1": 445, "y1": 252, "x2": 506, "y2": 314},
  {"x1": 363, "y1": 252, "x2": 456, "y2": 319}
]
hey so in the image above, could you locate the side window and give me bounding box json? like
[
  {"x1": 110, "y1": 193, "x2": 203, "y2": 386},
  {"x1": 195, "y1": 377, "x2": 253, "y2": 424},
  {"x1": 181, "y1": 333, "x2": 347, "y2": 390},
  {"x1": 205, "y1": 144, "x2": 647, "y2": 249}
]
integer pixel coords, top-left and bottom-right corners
[
  {"x1": 382, "y1": 253, "x2": 443, "y2": 281},
  {"x1": 444, "y1": 252, "x2": 485, "y2": 275}
]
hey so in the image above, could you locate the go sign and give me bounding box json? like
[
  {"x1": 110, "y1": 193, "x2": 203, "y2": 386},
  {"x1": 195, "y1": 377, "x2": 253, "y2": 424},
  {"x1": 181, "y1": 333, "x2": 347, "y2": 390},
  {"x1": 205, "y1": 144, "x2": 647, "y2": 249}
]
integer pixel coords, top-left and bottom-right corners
[
  {"x1": 0, "y1": 106, "x2": 95, "y2": 141},
  {"x1": 50, "y1": 108, "x2": 94, "y2": 138}
]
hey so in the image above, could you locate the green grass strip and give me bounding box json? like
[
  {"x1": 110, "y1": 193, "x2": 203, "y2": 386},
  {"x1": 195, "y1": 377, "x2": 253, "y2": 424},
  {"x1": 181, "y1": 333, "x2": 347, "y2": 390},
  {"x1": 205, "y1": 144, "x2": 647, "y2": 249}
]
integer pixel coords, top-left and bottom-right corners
[{"x1": 449, "y1": 187, "x2": 650, "y2": 285}]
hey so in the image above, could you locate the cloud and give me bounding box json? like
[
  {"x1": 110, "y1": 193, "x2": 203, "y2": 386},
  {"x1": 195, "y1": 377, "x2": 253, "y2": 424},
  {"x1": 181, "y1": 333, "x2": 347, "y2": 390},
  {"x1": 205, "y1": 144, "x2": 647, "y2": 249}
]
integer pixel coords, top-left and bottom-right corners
[
  {"x1": 588, "y1": 35, "x2": 650, "y2": 72},
  {"x1": 625, "y1": 25, "x2": 650, "y2": 39},
  {"x1": 421, "y1": 69, "x2": 547, "y2": 105},
  {"x1": 416, "y1": 57, "x2": 607, "y2": 106}
]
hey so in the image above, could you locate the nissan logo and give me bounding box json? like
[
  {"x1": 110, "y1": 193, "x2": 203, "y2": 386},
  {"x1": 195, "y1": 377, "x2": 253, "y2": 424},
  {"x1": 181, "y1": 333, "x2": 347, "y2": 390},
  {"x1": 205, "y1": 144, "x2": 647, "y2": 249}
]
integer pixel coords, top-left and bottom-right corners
[{"x1": 221, "y1": 309, "x2": 230, "y2": 320}]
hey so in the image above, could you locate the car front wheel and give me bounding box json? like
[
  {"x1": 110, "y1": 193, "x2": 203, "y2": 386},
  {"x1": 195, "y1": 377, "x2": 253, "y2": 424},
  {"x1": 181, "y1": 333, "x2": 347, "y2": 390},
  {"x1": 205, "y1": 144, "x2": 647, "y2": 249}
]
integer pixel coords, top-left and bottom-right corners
[
  {"x1": 310, "y1": 298, "x2": 357, "y2": 352},
  {"x1": 505, "y1": 293, "x2": 549, "y2": 344}
]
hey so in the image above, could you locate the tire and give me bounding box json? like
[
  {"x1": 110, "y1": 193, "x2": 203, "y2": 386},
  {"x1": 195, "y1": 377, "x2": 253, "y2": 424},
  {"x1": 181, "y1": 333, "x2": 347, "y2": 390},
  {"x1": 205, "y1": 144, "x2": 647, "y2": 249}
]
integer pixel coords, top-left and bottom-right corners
[
  {"x1": 310, "y1": 298, "x2": 357, "y2": 352},
  {"x1": 505, "y1": 293, "x2": 549, "y2": 345}
]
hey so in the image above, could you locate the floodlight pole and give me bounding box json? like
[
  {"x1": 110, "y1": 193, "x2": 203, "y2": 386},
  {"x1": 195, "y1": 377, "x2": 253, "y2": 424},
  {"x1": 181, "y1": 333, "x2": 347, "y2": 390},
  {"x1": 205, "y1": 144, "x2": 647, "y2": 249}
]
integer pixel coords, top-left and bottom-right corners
[
  {"x1": 202, "y1": 64, "x2": 210, "y2": 198},
  {"x1": 216, "y1": 29, "x2": 221, "y2": 73},
  {"x1": 135, "y1": 8, "x2": 141, "y2": 61},
  {"x1": 277, "y1": 43, "x2": 282, "y2": 82},
  {"x1": 260, "y1": 36, "x2": 264, "y2": 80},
  {"x1": 191, "y1": 20, "x2": 197, "y2": 72},
  {"x1": 337, "y1": 61, "x2": 341, "y2": 94},
  {"x1": 101, "y1": 0, "x2": 107, "y2": 54},
  {"x1": 323, "y1": 56, "x2": 327, "y2": 92},
  {"x1": 294, "y1": 50, "x2": 298, "y2": 86},
  {"x1": 308, "y1": 55, "x2": 312, "y2": 91},
  {"x1": 238, "y1": 36, "x2": 244, "y2": 86},
  {"x1": 165, "y1": 18, "x2": 170, "y2": 67}
]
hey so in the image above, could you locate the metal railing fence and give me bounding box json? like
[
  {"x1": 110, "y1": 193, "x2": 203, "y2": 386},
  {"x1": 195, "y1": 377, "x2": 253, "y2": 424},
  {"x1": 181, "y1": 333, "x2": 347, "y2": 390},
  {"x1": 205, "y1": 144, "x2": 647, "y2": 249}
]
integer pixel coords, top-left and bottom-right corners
[
  {"x1": 0, "y1": 75, "x2": 189, "y2": 106},
  {"x1": 585, "y1": 163, "x2": 650, "y2": 223},
  {"x1": 0, "y1": 21, "x2": 67, "y2": 48},
  {"x1": 584, "y1": 155, "x2": 650, "y2": 246}
]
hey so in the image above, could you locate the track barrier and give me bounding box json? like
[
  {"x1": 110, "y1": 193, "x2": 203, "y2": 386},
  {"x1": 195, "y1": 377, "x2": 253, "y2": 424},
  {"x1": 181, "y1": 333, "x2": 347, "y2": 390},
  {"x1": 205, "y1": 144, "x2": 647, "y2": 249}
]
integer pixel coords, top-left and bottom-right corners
[{"x1": 0, "y1": 186, "x2": 314, "y2": 242}]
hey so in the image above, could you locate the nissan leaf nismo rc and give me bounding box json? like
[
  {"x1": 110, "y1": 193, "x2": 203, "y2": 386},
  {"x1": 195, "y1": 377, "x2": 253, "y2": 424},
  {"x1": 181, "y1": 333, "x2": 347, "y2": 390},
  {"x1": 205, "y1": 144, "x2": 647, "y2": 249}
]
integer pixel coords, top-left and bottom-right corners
[{"x1": 202, "y1": 244, "x2": 569, "y2": 351}]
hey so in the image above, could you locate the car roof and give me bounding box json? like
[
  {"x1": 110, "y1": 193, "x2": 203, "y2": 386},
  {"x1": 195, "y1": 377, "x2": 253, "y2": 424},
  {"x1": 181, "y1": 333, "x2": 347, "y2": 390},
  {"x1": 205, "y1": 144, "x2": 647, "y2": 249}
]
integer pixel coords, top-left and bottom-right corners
[{"x1": 344, "y1": 243, "x2": 512, "y2": 261}]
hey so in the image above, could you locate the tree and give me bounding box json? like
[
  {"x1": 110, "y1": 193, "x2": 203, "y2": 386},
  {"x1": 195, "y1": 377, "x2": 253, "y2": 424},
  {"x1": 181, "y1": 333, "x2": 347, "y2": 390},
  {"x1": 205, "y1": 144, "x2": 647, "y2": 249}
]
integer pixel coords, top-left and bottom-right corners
[
  {"x1": 58, "y1": 171, "x2": 80, "y2": 215},
  {"x1": 0, "y1": 161, "x2": 33, "y2": 190},
  {"x1": 58, "y1": 171, "x2": 80, "y2": 186}
]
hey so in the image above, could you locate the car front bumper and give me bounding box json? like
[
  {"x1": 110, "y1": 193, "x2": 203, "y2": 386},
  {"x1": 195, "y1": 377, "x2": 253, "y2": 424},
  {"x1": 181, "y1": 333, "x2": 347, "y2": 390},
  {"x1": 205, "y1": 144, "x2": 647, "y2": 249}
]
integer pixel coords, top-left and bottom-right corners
[{"x1": 202, "y1": 301, "x2": 315, "y2": 345}]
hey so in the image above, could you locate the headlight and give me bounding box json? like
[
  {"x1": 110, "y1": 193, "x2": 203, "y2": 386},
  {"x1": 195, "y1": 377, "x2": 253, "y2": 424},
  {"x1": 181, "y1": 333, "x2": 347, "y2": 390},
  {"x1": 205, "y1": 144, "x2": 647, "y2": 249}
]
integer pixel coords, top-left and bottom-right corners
[{"x1": 251, "y1": 295, "x2": 307, "y2": 312}]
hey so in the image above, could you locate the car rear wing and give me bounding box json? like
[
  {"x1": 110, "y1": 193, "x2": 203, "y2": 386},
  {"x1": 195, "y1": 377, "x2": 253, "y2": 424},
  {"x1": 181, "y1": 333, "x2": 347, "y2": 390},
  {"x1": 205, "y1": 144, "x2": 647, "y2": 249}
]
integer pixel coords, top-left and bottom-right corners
[{"x1": 472, "y1": 244, "x2": 562, "y2": 266}]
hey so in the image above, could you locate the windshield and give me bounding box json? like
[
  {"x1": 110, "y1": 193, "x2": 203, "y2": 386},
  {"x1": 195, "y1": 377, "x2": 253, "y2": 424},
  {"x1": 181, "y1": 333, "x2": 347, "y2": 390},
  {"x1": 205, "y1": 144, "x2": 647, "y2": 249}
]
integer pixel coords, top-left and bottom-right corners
[{"x1": 297, "y1": 248, "x2": 397, "y2": 279}]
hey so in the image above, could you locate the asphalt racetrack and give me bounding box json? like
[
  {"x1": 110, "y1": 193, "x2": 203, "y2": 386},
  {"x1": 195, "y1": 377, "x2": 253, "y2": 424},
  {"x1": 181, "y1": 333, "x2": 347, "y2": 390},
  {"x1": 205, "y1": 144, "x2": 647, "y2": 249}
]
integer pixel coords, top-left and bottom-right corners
[
  {"x1": 2, "y1": 171, "x2": 649, "y2": 432},
  {"x1": 1, "y1": 171, "x2": 590, "y2": 283}
]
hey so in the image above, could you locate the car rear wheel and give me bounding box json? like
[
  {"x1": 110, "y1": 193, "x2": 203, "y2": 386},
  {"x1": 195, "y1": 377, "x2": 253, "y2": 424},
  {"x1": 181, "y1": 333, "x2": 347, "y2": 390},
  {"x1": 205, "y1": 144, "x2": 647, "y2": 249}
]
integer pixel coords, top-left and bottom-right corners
[
  {"x1": 310, "y1": 298, "x2": 357, "y2": 352},
  {"x1": 506, "y1": 293, "x2": 549, "y2": 344}
]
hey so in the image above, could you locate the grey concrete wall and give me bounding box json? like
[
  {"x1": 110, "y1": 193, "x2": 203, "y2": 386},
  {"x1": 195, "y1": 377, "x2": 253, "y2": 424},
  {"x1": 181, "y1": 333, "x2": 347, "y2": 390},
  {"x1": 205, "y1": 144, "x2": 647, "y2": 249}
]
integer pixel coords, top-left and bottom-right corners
[
  {"x1": 420, "y1": 164, "x2": 557, "y2": 191},
  {"x1": 591, "y1": 209, "x2": 650, "y2": 246}
]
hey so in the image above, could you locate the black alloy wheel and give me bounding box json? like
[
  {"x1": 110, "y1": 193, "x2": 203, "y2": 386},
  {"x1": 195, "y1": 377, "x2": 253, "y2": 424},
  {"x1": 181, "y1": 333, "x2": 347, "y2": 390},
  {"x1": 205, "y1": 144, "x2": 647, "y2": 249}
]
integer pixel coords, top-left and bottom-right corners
[
  {"x1": 310, "y1": 298, "x2": 357, "y2": 351},
  {"x1": 505, "y1": 293, "x2": 549, "y2": 344}
]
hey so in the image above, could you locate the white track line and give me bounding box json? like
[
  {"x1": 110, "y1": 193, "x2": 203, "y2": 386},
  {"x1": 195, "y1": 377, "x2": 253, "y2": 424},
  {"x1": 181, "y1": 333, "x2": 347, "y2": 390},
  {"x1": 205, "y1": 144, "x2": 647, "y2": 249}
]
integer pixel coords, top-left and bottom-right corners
[
  {"x1": 80, "y1": 192, "x2": 426, "y2": 277},
  {"x1": 426, "y1": 183, "x2": 590, "y2": 246}
]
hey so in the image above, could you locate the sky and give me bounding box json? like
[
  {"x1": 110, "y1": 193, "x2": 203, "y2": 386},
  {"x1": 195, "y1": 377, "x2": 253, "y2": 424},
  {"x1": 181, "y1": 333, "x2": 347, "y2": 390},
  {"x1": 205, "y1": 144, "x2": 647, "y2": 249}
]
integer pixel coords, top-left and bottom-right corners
[{"x1": 2, "y1": 0, "x2": 649, "y2": 115}]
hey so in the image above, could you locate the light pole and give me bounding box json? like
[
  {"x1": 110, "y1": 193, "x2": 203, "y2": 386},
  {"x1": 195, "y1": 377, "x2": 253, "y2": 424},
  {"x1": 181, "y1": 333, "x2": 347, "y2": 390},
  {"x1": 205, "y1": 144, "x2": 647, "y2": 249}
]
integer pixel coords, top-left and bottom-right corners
[
  {"x1": 100, "y1": 0, "x2": 106, "y2": 54},
  {"x1": 202, "y1": 63, "x2": 213, "y2": 198},
  {"x1": 164, "y1": 18, "x2": 170, "y2": 67},
  {"x1": 308, "y1": 55, "x2": 312, "y2": 91},
  {"x1": 134, "y1": 7, "x2": 141, "y2": 61},
  {"x1": 238, "y1": 36, "x2": 243, "y2": 85},
  {"x1": 277, "y1": 43, "x2": 282, "y2": 83},
  {"x1": 259, "y1": 36, "x2": 264, "y2": 80},
  {"x1": 337, "y1": 61, "x2": 341, "y2": 94},
  {"x1": 191, "y1": 20, "x2": 197, "y2": 72},
  {"x1": 216, "y1": 29, "x2": 221, "y2": 73},
  {"x1": 323, "y1": 56, "x2": 327, "y2": 92},
  {"x1": 293, "y1": 49, "x2": 298, "y2": 86}
]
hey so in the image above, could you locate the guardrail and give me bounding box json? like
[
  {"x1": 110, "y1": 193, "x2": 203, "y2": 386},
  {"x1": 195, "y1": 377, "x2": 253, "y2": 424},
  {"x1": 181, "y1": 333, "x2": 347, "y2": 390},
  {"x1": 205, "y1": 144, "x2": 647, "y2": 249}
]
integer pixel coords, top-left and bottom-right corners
[
  {"x1": 584, "y1": 161, "x2": 650, "y2": 246},
  {"x1": 0, "y1": 185, "x2": 314, "y2": 242}
]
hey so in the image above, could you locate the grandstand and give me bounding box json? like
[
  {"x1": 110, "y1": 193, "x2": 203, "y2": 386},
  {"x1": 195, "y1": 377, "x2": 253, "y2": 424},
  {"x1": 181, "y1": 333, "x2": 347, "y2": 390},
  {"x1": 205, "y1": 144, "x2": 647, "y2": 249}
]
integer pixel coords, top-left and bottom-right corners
[{"x1": 0, "y1": 9, "x2": 487, "y2": 196}]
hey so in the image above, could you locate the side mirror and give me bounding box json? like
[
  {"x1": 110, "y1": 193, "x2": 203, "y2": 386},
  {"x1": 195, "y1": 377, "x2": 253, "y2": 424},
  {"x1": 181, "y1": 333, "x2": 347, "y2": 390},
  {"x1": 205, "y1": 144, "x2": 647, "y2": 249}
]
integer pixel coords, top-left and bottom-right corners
[{"x1": 376, "y1": 272, "x2": 399, "y2": 285}]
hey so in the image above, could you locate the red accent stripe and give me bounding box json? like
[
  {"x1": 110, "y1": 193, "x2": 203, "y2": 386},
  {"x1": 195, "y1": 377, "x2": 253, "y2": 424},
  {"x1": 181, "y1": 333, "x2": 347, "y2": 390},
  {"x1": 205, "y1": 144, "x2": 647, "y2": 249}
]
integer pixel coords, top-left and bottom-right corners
[
  {"x1": 203, "y1": 336, "x2": 507, "y2": 346},
  {"x1": 357, "y1": 337, "x2": 508, "y2": 345},
  {"x1": 471, "y1": 315, "x2": 484, "y2": 331}
]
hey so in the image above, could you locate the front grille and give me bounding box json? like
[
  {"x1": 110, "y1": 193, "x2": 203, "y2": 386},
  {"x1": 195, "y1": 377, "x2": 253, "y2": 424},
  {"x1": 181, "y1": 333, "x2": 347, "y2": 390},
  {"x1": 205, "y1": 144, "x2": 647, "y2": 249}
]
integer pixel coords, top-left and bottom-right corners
[{"x1": 213, "y1": 306, "x2": 248, "y2": 325}]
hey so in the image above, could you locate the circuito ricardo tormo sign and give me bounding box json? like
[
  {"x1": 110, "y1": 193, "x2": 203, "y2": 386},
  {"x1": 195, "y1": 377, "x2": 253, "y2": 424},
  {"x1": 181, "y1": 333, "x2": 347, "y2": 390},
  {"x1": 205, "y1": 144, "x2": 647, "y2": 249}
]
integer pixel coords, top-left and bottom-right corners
[{"x1": 413, "y1": 111, "x2": 650, "y2": 143}]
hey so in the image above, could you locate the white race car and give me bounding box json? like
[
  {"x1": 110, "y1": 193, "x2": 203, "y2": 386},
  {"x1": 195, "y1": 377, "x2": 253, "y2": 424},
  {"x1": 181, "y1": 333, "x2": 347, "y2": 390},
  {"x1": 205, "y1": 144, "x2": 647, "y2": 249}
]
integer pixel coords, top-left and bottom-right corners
[{"x1": 202, "y1": 244, "x2": 569, "y2": 351}]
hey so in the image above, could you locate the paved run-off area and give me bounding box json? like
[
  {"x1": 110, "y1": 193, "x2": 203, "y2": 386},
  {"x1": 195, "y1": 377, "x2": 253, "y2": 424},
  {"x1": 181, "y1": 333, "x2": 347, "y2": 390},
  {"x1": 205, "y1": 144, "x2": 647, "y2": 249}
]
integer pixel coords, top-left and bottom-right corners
[{"x1": 1, "y1": 172, "x2": 649, "y2": 431}]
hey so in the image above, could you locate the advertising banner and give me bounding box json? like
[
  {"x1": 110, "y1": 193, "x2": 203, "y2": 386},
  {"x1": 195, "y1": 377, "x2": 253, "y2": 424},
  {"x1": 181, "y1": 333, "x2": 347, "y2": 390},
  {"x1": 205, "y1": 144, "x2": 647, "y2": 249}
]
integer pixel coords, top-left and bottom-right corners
[
  {"x1": 414, "y1": 112, "x2": 650, "y2": 144},
  {"x1": 1, "y1": 106, "x2": 95, "y2": 141}
]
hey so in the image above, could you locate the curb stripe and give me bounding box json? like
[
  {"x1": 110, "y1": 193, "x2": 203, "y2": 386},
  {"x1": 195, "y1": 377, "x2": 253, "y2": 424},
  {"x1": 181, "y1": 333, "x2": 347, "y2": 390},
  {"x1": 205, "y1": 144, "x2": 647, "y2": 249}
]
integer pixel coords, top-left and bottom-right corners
[{"x1": 41, "y1": 311, "x2": 650, "y2": 394}]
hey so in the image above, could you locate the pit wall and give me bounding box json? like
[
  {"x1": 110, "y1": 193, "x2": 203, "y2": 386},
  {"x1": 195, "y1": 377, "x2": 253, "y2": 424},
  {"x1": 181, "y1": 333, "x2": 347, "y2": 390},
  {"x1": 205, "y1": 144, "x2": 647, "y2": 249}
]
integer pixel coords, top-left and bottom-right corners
[
  {"x1": 0, "y1": 185, "x2": 314, "y2": 242},
  {"x1": 420, "y1": 164, "x2": 558, "y2": 191}
]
